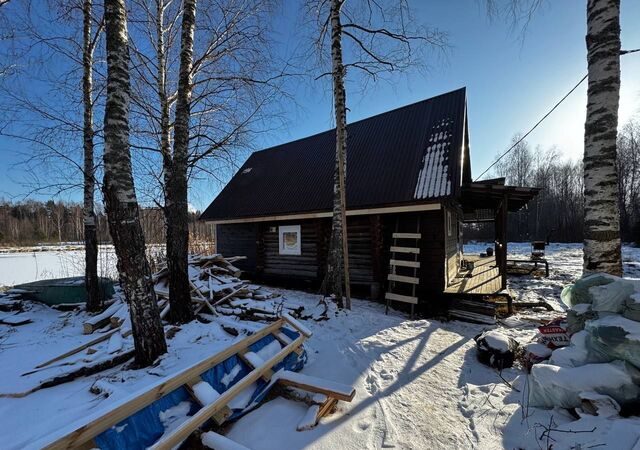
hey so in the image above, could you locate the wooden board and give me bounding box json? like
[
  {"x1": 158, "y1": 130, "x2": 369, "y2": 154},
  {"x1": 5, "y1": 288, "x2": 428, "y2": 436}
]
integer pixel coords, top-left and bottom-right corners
[
  {"x1": 444, "y1": 255, "x2": 502, "y2": 295},
  {"x1": 43, "y1": 319, "x2": 288, "y2": 450},
  {"x1": 392, "y1": 232, "x2": 421, "y2": 239},
  {"x1": 387, "y1": 274, "x2": 419, "y2": 285},
  {"x1": 389, "y1": 259, "x2": 420, "y2": 269},
  {"x1": 150, "y1": 335, "x2": 307, "y2": 450},
  {"x1": 389, "y1": 246, "x2": 420, "y2": 254},
  {"x1": 384, "y1": 292, "x2": 418, "y2": 305},
  {"x1": 276, "y1": 372, "x2": 355, "y2": 402}
]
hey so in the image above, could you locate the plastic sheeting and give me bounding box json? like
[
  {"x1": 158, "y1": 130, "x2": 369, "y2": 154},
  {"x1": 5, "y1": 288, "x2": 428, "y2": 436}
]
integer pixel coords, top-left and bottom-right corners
[
  {"x1": 94, "y1": 327, "x2": 307, "y2": 450},
  {"x1": 528, "y1": 360, "x2": 640, "y2": 409},
  {"x1": 585, "y1": 316, "x2": 640, "y2": 368},
  {"x1": 560, "y1": 274, "x2": 615, "y2": 308}
]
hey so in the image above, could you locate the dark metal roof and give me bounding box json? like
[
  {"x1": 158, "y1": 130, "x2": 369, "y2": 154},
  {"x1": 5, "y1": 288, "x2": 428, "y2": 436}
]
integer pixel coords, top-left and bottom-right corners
[{"x1": 200, "y1": 88, "x2": 469, "y2": 221}]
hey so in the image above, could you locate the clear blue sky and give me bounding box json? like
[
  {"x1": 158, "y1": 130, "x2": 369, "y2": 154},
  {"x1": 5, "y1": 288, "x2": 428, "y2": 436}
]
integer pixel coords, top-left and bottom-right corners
[{"x1": 1, "y1": 1, "x2": 639, "y2": 211}]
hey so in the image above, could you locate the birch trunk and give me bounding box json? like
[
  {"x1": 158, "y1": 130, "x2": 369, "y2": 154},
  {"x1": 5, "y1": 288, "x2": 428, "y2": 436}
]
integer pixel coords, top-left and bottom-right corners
[
  {"x1": 83, "y1": 0, "x2": 101, "y2": 313},
  {"x1": 164, "y1": 0, "x2": 196, "y2": 323},
  {"x1": 103, "y1": 0, "x2": 167, "y2": 366},
  {"x1": 583, "y1": 0, "x2": 622, "y2": 276},
  {"x1": 322, "y1": 0, "x2": 351, "y2": 309}
]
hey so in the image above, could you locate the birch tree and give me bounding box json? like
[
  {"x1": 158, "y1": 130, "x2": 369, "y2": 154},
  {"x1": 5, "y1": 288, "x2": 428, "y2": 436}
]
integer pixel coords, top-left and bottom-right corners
[
  {"x1": 126, "y1": 0, "x2": 286, "y2": 322},
  {"x1": 307, "y1": 0, "x2": 445, "y2": 309},
  {"x1": 103, "y1": 0, "x2": 167, "y2": 365},
  {"x1": 82, "y1": 0, "x2": 103, "y2": 312},
  {"x1": 583, "y1": 0, "x2": 622, "y2": 275},
  {"x1": 163, "y1": 0, "x2": 197, "y2": 323}
]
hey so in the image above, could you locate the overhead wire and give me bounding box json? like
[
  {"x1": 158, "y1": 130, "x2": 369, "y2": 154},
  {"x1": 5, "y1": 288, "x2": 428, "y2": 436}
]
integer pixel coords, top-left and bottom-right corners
[{"x1": 474, "y1": 48, "x2": 640, "y2": 182}]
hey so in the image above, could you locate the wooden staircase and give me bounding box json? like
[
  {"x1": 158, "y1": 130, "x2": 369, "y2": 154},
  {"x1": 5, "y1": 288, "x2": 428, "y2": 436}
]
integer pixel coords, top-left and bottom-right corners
[{"x1": 385, "y1": 219, "x2": 421, "y2": 318}]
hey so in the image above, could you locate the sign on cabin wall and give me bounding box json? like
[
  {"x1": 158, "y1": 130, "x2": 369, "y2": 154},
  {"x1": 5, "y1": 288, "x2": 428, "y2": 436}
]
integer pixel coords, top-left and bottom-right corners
[{"x1": 279, "y1": 225, "x2": 301, "y2": 255}]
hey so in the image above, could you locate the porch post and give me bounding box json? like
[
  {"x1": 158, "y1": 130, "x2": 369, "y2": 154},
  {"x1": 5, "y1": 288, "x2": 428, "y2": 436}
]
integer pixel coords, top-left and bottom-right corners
[{"x1": 500, "y1": 194, "x2": 508, "y2": 290}]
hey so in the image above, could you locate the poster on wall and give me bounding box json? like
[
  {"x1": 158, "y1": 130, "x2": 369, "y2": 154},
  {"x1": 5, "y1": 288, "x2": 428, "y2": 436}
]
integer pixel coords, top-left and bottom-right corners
[{"x1": 279, "y1": 225, "x2": 301, "y2": 255}]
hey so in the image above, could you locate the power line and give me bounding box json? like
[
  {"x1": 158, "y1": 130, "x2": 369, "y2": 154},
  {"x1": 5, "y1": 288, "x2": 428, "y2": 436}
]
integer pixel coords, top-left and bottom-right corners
[
  {"x1": 474, "y1": 73, "x2": 587, "y2": 181},
  {"x1": 474, "y1": 47, "x2": 640, "y2": 182}
]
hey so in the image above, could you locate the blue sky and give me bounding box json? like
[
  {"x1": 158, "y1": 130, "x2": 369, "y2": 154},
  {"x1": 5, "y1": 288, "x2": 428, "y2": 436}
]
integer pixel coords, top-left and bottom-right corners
[{"x1": 1, "y1": 1, "x2": 639, "y2": 211}]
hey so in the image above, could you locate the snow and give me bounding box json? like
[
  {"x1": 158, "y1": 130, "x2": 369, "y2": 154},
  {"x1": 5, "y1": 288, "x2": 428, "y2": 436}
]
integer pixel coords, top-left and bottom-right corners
[
  {"x1": 586, "y1": 314, "x2": 640, "y2": 341},
  {"x1": 192, "y1": 381, "x2": 221, "y2": 405},
  {"x1": 202, "y1": 431, "x2": 251, "y2": 450},
  {"x1": 478, "y1": 330, "x2": 511, "y2": 352},
  {"x1": 0, "y1": 242, "x2": 639, "y2": 449}
]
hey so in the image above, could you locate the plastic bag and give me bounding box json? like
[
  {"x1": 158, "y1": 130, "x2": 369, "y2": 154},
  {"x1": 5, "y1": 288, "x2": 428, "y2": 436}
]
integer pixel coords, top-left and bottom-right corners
[
  {"x1": 560, "y1": 274, "x2": 616, "y2": 308},
  {"x1": 528, "y1": 360, "x2": 640, "y2": 409},
  {"x1": 537, "y1": 318, "x2": 570, "y2": 348},
  {"x1": 589, "y1": 279, "x2": 636, "y2": 313},
  {"x1": 622, "y1": 294, "x2": 640, "y2": 322},
  {"x1": 548, "y1": 330, "x2": 590, "y2": 368},
  {"x1": 585, "y1": 315, "x2": 640, "y2": 369}
]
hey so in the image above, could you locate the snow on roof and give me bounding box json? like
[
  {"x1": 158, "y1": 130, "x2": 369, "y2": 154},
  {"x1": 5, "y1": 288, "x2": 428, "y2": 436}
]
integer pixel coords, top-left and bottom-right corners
[{"x1": 414, "y1": 118, "x2": 454, "y2": 199}]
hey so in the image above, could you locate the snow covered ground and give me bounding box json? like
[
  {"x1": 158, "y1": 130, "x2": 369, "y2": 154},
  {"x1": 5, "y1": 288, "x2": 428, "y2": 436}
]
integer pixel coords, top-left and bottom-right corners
[{"x1": 0, "y1": 243, "x2": 639, "y2": 449}]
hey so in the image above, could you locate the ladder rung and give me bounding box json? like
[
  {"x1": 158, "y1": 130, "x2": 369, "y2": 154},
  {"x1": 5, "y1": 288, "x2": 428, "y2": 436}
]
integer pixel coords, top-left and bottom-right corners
[
  {"x1": 385, "y1": 292, "x2": 418, "y2": 305},
  {"x1": 388, "y1": 274, "x2": 420, "y2": 284},
  {"x1": 392, "y1": 233, "x2": 421, "y2": 239},
  {"x1": 389, "y1": 259, "x2": 420, "y2": 269},
  {"x1": 390, "y1": 246, "x2": 420, "y2": 254}
]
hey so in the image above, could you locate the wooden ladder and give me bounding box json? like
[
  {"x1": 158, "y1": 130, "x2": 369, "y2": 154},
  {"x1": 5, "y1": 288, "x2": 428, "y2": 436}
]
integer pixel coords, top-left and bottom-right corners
[{"x1": 385, "y1": 217, "x2": 421, "y2": 318}]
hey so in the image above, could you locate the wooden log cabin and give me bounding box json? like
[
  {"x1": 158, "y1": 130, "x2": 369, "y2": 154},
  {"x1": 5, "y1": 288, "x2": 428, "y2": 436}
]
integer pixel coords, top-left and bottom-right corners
[{"x1": 200, "y1": 88, "x2": 539, "y2": 313}]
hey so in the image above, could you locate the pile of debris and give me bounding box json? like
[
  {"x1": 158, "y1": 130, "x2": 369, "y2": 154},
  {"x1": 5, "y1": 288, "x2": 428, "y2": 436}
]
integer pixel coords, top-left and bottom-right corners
[
  {"x1": 154, "y1": 254, "x2": 304, "y2": 322},
  {"x1": 524, "y1": 274, "x2": 640, "y2": 415}
]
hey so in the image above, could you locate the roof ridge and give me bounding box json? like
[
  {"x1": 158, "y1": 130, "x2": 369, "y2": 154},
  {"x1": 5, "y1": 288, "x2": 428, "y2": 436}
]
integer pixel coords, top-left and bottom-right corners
[{"x1": 250, "y1": 87, "x2": 467, "y2": 156}]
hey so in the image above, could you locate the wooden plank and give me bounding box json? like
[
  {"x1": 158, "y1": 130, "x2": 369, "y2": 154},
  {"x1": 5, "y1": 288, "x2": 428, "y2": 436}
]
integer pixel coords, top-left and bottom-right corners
[
  {"x1": 387, "y1": 274, "x2": 419, "y2": 285},
  {"x1": 43, "y1": 319, "x2": 287, "y2": 450},
  {"x1": 35, "y1": 327, "x2": 123, "y2": 369},
  {"x1": 389, "y1": 259, "x2": 420, "y2": 269},
  {"x1": 392, "y1": 232, "x2": 421, "y2": 239},
  {"x1": 384, "y1": 292, "x2": 418, "y2": 305},
  {"x1": 276, "y1": 372, "x2": 355, "y2": 402},
  {"x1": 390, "y1": 246, "x2": 420, "y2": 254},
  {"x1": 150, "y1": 334, "x2": 307, "y2": 450}
]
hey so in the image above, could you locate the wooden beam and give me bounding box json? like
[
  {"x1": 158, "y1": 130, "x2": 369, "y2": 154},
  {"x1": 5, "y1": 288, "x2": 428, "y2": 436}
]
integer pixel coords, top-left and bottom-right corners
[
  {"x1": 387, "y1": 274, "x2": 419, "y2": 285},
  {"x1": 150, "y1": 335, "x2": 307, "y2": 450},
  {"x1": 43, "y1": 320, "x2": 287, "y2": 450},
  {"x1": 205, "y1": 203, "x2": 441, "y2": 225},
  {"x1": 392, "y1": 232, "x2": 421, "y2": 239},
  {"x1": 384, "y1": 292, "x2": 418, "y2": 305},
  {"x1": 389, "y1": 259, "x2": 420, "y2": 269},
  {"x1": 390, "y1": 246, "x2": 420, "y2": 254},
  {"x1": 276, "y1": 372, "x2": 355, "y2": 402}
]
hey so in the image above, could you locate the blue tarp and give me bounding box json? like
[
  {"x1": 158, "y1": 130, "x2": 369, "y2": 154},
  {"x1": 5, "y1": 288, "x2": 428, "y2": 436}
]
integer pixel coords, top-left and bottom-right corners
[{"x1": 94, "y1": 327, "x2": 307, "y2": 450}]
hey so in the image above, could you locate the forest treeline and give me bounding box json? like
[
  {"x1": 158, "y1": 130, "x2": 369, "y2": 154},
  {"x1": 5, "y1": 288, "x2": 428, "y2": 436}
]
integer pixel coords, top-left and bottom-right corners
[
  {"x1": 465, "y1": 117, "x2": 640, "y2": 244},
  {"x1": 0, "y1": 200, "x2": 213, "y2": 246}
]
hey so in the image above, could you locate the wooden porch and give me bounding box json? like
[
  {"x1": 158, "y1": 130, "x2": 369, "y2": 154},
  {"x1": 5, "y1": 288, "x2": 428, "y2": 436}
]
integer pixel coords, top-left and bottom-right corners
[{"x1": 444, "y1": 255, "x2": 502, "y2": 295}]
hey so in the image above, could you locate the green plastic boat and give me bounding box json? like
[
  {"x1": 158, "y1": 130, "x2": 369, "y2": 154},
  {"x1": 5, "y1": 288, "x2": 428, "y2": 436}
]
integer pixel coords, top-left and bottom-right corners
[{"x1": 10, "y1": 277, "x2": 115, "y2": 305}]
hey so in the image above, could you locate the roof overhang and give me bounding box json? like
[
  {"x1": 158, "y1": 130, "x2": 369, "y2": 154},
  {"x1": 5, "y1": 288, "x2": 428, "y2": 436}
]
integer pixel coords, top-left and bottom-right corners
[
  {"x1": 461, "y1": 182, "x2": 540, "y2": 217},
  {"x1": 204, "y1": 202, "x2": 441, "y2": 225}
]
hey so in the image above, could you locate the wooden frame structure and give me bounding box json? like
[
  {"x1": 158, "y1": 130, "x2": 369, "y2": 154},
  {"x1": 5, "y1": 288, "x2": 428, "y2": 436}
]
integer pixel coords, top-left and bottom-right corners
[{"x1": 43, "y1": 315, "x2": 355, "y2": 450}]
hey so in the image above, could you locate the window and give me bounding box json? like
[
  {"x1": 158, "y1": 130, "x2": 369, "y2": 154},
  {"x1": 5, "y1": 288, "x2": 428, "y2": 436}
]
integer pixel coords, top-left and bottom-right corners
[
  {"x1": 279, "y1": 225, "x2": 301, "y2": 255},
  {"x1": 447, "y1": 211, "x2": 453, "y2": 237}
]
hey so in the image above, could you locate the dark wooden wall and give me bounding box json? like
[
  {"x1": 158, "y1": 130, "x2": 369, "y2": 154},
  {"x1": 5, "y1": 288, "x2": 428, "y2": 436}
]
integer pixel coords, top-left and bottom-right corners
[
  {"x1": 216, "y1": 223, "x2": 257, "y2": 272},
  {"x1": 214, "y1": 208, "x2": 449, "y2": 303},
  {"x1": 258, "y1": 220, "x2": 319, "y2": 281}
]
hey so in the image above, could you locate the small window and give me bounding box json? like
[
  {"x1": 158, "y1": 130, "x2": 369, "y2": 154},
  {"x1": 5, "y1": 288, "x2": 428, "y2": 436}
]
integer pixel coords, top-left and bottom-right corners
[
  {"x1": 279, "y1": 225, "x2": 301, "y2": 255},
  {"x1": 447, "y1": 211, "x2": 453, "y2": 237}
]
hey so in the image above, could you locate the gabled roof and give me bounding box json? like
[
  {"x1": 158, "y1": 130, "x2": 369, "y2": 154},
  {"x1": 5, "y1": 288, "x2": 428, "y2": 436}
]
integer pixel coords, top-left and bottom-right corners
[{"x1": 200, "y1": 88, "x2": 470, "y2": 222}]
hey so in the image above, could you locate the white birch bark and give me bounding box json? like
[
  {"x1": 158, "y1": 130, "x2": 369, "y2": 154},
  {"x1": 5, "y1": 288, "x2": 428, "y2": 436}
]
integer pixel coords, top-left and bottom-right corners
[
  {"x1": 322, "y1": 0, "x2": 351, "y2": 309},
  {"x1": 583, "y1": 0, "x2": 622, "y2": 276},
  {"x1": 103, "y1": 0, "x2": 167, "y2": 366}
]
